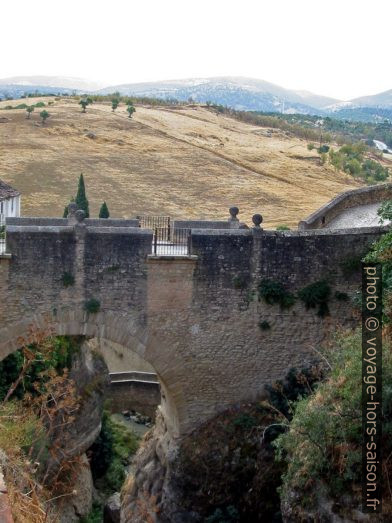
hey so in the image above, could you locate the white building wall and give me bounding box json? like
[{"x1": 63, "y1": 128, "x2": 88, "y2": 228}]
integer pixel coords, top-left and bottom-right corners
[{"x1": 0, "y1": 195, "x2": 20, "y2": 221}]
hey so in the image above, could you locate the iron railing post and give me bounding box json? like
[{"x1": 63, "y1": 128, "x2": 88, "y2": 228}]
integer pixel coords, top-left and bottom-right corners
[
  {"x1": 187, "y1": 230, "x2": 192, "y2": 256},
  {"x1": 154, "y1": 228, "x2": 158, "y2": 255}
]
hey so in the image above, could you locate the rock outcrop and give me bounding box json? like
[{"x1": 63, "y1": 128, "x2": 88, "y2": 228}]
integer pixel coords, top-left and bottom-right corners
[
  {"x1": 121, "y1": 410, "x2": 191, "y2": 523},
  {"x1": 104, "y1": 492, "x2": 121, "y2": 523},
  {"x1": 50, "y1": 340, "x2": 110, "y2": 521},
  {"x1": 121, "y1": 403, "x2": 284, "y2": 522},
  {"x1": 56, "y1": 453, "x2": 94, "y2": 523}
]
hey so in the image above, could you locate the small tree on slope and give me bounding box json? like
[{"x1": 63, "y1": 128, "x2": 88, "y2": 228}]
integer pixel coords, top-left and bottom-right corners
[
  {"x1": 99, "y1": 201, "x2": 110, "y2": 218},
  {"x1": 75, "y1": 174, "x2": 89, "y2": 218}
]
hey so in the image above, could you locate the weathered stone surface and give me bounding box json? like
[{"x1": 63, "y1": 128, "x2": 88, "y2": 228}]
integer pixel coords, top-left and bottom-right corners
[
  {"x1": 108, "y1": 379, "x2": 160, "y2": 418},
  {"x1": 121, "y1": 410, "x2": 193, "y2": 523},
  {"x1": 282, "y1": 480, "x2": 384, "y2": 522},
  {"x1": 121, "y1": 396, "x2": 292, "y2": 523},
  {"x1": 55, "y1": 454, "x2": 94, "y2": 523},
  {"x1": 45, "y1": 341, "x2": 110, "y2": 478},
  {"x1": 104, "y1": 492, "x2": 121, "y2": 523},
  {"x1": 0, "y1": 220, "x2": 386, "y2": 439},
  {"x1": 0, "y1": 463, "x2": 13, "y2": 523}
]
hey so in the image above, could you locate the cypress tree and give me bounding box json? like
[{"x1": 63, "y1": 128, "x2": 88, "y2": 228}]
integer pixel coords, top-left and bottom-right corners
[
  {"x1": 99, "y1": 201, "x2": 110, "y2": 218},
  {"x1": 75, "y1": 174, "x2": 89, "y2": 218}
]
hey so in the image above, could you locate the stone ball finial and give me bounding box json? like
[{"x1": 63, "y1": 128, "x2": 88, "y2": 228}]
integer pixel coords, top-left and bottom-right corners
[
  {"x1": 67, "y1": 202, "x2": 78, "y2": 216},
  {"x1": 75, "y1": 209, "x2": 86, "y2": 222},
  {"x1": 252, "y1": 214, "x2": 263, "y2": 228},
  {"x1": 229, "y1": 206, "x2": 239, "y2": 221}
]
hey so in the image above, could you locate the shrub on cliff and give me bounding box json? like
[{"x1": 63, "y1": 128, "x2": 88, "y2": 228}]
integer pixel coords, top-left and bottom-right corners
[
  {"x1": 0, "y1": 336, "x2": 82, "y2": 401},
  {"x1": 89, "y1": 411, "x2": 139, "y2": 495},
  {"x1": 0, "y1": 336, "x2": 84, "y2": 521},
  {"x1": 274, "y1": 331, "x2": 392, "y2": 520}
]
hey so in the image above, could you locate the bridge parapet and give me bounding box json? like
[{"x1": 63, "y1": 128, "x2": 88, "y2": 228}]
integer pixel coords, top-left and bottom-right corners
[
  {"x1": 5, "y1": 217, "x2": 140, "y2": 227},
  {"x1": 299, "y1": 183, "x2": 392, "y2": 230}
]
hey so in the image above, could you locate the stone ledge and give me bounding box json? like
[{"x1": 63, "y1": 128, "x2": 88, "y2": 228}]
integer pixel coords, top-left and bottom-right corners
[{"x1": 147, "y1": 255, "x2": 198, "y2": 261}]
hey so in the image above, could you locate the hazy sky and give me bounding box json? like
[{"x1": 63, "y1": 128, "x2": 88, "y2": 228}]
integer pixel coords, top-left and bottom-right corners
[{"x1": 1, "y1": 0, "x2": 390, "y2": 100}]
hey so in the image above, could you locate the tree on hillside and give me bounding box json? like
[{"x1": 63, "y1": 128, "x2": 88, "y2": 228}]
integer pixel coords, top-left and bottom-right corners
[
  {"x1": 99, "y1": 201, "x2": 110, "y2": 218},
  {"x1": 111, "y1": 99, "x2": 119, "y2": 112},
  {"x1": 75, "y1": 174, "x2": 89, "y2": 218},
  {"x1": 40, "y1": 110, "x2": 50, "y2": 124},
  {"x1": 79, "y1": 97, "x2": 93, "y2": 113},
  {"x1": 26, "y1": 106, "x2": 34, "y2": 119},
  {"x1": 126, "y1": 103, "x2": 136, "y2": 118}
]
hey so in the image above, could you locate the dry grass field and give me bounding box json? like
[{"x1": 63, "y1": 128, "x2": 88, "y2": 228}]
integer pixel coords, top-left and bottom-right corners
[{"x1": 0, "y1": 97, "x2": 361, "y2": 227}]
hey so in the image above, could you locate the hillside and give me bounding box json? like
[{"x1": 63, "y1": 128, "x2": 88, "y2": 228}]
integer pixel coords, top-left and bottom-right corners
[
  {"x1": 1, "y1": 76, "x2": 391, "y2": 123},
  {"x1": 0, "y1": 97, "x2": 360, "y2": 227},
  {"x1": 97, "y1": 76, "x2": 339, "y2": 113}
]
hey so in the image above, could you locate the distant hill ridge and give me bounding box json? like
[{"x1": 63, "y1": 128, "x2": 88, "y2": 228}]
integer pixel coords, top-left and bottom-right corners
[{"x1": 0, "y1": 75, "x2": 391, "y2": 122}]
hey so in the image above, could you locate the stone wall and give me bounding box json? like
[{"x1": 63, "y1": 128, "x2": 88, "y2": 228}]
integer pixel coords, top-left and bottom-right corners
[
  {"x1": 5, "y1": 217, "x2": 140, "y2": 228},
  {"x1": 173, "y1": 219, "x2": 231, "y2": 229},
  {"x1": 299, "y1": 183, "x2": 392, "y2": 229},
  {"x1": 0, "y1": 218, "x2": 385, "y2": 438},
  {"x1": 107, "y1": 379, "x2": 160, "y2": 418}
]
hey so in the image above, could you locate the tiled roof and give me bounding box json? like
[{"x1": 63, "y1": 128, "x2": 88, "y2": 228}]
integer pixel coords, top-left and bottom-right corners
[{"x1": 0, "y1": 179, "x2": 20, "y2": 200}]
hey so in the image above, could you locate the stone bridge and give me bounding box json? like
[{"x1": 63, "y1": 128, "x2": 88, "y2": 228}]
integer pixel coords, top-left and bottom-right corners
[{"x1": 0, "y1": 196, "x2": 388, "y2": 438}]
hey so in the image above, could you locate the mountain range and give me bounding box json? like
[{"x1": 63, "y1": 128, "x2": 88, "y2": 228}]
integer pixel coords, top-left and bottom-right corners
[{"x1": 0, "y1": 75, "x2": 391, "y2": 122}]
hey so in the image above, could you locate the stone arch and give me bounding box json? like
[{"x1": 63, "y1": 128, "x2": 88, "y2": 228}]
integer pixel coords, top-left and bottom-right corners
[{"x1": 0, "y1": 308, "x2": 187, "y2": 438}]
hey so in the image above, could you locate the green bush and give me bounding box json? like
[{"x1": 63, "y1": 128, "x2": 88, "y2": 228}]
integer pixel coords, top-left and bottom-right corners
[
  {"x1": 266, "y1": 365, "x2": 323, "y2": 419},
  {"x1": 334, "y1": 290, "x2": 348, "y2": 301},
  {"x1": 328, "y1": 142, "x2": 388, "y2": 184},
  {"x1": 376, "y1": 200, "x2": 392, "y2": 225},
  {"x1": 80, "y1": 502, "x2": 103, "y2": 523},
  {"x1": 258, "y1": 279, "x2": 295, "y2": 309},
  {"x1": 89, "y1": 411, "x2": 139, "y2": 495},
  {"x1": 259, "y1": 320, "x2": 271, "y2": 330},
  {"x1": 0, "y1": 336, "x2": 82, "y2": 401},
  {"x1": 274, "y1": 331, "x2": 392, "y2": 513},
  {"x1": 298, "y1": 280, "x2": 331, "y2": 317},
  {"x1": 362, "y1": 159, "x2": 389, "y2": 182},
  {"x1": 85, "y1": 298, "x2": 100, "y2": 313},
  {"x1": 61, "y1": 272, "x2": 75, "y2": 287},
  {"x1": 317, "y1": 144, "x2": 329, "y2": 154},
  {"x1": 105, "y1": 457, "x2": 125, "y2": 491}
]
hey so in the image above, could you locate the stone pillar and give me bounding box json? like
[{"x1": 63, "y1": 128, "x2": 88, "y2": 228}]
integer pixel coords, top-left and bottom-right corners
[{"x1": 228, "y1": 206, "x2": 240, "y2": 229}]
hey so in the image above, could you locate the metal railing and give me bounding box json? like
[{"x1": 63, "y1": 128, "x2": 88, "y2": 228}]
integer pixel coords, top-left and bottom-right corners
[
  {"x1": 138, "y1": 215, "x2": 170, "y2": 231},
  {"x1": 0, "y1": 214, "x2": 5, "y2": 255},
  {"x1": 152, "y1": 227, "x2": 191, "y2": 256}
]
